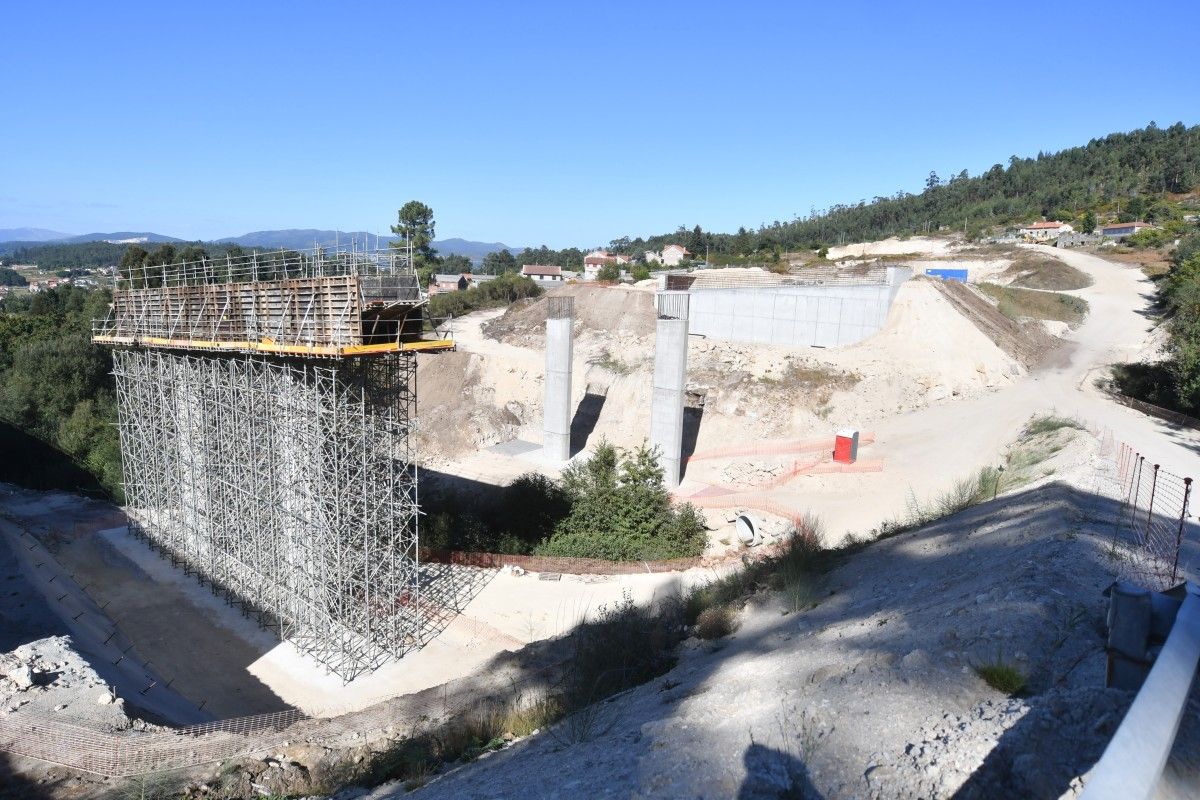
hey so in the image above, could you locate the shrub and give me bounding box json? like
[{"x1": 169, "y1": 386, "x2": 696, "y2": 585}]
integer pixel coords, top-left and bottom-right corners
[
  {"x1": 695, "y1": 606, "x2": 736, "y2": 640},
  {"x1": 596, "y1": 263, "x2": 621, "y2": 282},
  {"x1": 566, "y1": 591, "x2": 683, "y2": 704},
  {"x1": 428, "y1": 272, "x2": 542, "y2": 318},
  {"x1": 535, "y1": 441, "x2": 708, "y2": 561},
  {"x1": 499, "y1": 472, "x2": 571, "y2": 547}
]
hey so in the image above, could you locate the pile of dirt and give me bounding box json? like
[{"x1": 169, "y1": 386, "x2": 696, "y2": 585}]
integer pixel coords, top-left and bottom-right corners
[
  {"x1": 482, "y1": 284, "x2": 655, "y2": 347},
  {"x1": 925, "y1": 277, "x2": 1062, "y2": 368},
  {"x1": 415, "y1": 351, "x2": 524, "y2": 460}
]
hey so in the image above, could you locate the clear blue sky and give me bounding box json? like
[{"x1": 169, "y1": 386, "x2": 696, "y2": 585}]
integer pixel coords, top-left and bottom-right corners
[{"x1": 2, "y1": 1, "x2": 1198, "y2": 248}]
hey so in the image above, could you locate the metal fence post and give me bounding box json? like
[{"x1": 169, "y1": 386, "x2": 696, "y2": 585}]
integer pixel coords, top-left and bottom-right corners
[
  {"x1": 1129, "y1": 456, "x2": 1145, "y2": 531},
  {"x1": 1145, "y1": 464, "x2": 1160, "y2": 541},
  {"x1": 1172, "y1": 477, "x2": 1193, "y2": 586}
]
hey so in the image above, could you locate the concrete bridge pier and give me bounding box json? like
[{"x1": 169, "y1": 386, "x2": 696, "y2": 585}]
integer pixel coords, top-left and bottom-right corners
[
  {"x1": 650, "y1": 291, "x2": 690, "y2": 488},
  {"x1": 543, "y1": 295, "x2": 574, "y2": 462}
]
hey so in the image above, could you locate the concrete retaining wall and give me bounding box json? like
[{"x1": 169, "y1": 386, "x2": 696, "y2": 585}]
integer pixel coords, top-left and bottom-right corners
[{"x1": 688, "y1": 268, "x2": 911, "y2": 348}]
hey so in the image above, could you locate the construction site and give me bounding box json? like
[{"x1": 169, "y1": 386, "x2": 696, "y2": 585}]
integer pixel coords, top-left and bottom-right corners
[{"x1": 1, "y1": 238, "x2": 1198, "y2": 798}]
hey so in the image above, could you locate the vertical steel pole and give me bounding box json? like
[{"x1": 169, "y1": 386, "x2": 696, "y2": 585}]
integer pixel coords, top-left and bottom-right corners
[
  {"x1": 1172, "y1": 477, "x2": 1192, "y2": 585},
  {"x1": 1146, "y1": 464, "x2": 1160, "y2": 539}
]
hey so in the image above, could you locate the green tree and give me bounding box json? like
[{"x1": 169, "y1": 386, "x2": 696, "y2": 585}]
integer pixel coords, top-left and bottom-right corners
[
  {"x1": 441, "y1": 253, "x2": 472, "y2": 273},
  {"x1": 480, "y1": 249, "x2": 518, "y2": 275},
  {"x1": 597, "y1": 262, "x2": 621, "y2": 282},
  {"x1": 1080, "y1": 210, "x2": 1097, "y2": 234},
  {"x1": 390, "y1": 200, "x2": 438, "y2": 270}
]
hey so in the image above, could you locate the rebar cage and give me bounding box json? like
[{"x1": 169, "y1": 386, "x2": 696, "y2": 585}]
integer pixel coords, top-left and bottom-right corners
[{"x1": 111, "y1": 348, "x2": 420, "y2": 680}]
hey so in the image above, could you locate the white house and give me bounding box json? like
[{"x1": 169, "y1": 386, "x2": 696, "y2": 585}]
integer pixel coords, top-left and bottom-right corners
[
  {"x1": 582, "y1": 250, "x2": 631, "y2": 280},
  {"x1": 646, "y1": 243, "x2": 692, "y2": 266},
  {"x1": 1017, "y1": 221, "x2": 1073, "y2": 241},
  {"x1": 521, "y1": 264, "x2": 567, "y2": 285}
]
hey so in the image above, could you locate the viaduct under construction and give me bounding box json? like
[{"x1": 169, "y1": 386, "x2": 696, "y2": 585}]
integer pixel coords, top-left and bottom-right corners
[{"x1": 92, "y1": 246, "x2": 452, "y2": 680}]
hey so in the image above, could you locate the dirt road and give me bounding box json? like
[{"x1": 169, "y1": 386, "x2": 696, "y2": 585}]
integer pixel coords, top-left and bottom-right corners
[{"x1": 688, "y1": 246, "x2": 1200, "y2": 540}]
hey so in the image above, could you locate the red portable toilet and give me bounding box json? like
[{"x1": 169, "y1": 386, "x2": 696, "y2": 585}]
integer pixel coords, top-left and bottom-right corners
[{"x1": 833, "y1": 428, "x2": 859, "y2": 464}]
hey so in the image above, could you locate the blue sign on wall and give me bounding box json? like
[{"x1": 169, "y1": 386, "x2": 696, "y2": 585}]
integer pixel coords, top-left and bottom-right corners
[{"x1": 926, "y1": 268, "x2": 968, "y2": 283}]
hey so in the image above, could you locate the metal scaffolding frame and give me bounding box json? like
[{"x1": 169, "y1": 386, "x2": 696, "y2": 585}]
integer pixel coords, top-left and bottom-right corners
[{"x1": 110, "y1": 348, "x2": 420, "y2": 679}]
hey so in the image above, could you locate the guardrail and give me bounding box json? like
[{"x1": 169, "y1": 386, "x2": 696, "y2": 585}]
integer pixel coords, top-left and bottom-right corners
[
  {"x1": 1081, "y1": 584, "x2": 1199, "y2": 800},
  {"x1": 1083, "y1": 438, "x2": 1199, "y2": 798}
]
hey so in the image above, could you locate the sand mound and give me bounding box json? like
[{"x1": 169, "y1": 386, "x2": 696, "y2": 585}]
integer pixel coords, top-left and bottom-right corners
[
  {"x1": 483, "y1": 284, "x2": 655, "y2": 346},
  {"x1": 827, "y1": 236, "x2": 957, "y2": 260}
]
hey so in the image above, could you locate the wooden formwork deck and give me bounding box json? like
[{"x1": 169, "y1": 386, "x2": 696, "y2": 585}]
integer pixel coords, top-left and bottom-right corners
[{"x1": 95, "y1": 274, "x2": 450, "y2": 356}]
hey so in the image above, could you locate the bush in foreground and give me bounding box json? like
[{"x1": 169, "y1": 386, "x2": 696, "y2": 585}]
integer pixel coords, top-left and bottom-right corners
[{"x1": 534, "y1": 441, "x2": 708, "y2": 561}]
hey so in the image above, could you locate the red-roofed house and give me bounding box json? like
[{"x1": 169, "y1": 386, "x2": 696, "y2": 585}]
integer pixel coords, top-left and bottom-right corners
[
  {"x1": 582, "y1": 250, "x2": 631, "y2": 280},
  {"x1": 1017, "y1": 221, "x2": 1074, "y2": 241}
]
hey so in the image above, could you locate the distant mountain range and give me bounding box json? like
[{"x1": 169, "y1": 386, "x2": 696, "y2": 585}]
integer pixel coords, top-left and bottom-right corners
[
  {"x1": 0, "y1": 228, "x2": 523, "y2": 263},
  {"x1": 0, "y1": 228, "x2": 74, "y2": 242}
]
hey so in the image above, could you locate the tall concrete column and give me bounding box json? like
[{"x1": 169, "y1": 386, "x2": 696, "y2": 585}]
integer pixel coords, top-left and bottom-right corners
[
  {"x1": 543, "y1": 296, "x2": 574, "y2": 462},
  {"x1": 650, "y1": 291, "x2": 690, "y2": 488}
]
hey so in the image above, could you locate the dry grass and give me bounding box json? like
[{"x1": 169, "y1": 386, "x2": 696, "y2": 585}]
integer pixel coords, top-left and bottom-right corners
[
  {"x1": 1102, "y1": 247, "x2": 1174, "y2": 278},
  {"x1": 758, "y1": 361, "x2": 860, "y2": 404},
  {"x1": 977, "y1": 282, "x2": 1089, "y2": 325},
  {"x1": 695, "y1": 606, "x2": 736, "y2": 639},
  {"x1": 1002, "y1": 252, "x2": 1093, "y2": 290}
]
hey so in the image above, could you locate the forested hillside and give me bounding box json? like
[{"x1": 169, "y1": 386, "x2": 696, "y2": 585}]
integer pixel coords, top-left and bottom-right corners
[
  {"x1": 617, "y1": 122, "x2": 1200, "y2": 257},
  {"x1": 0, "y1": 287, "x2": 122, "y2": 499}
]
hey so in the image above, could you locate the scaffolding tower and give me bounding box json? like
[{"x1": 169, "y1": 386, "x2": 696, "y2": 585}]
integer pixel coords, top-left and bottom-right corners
[{"x1": 94, "y1": 246, "x2": 450, "y2": 680}]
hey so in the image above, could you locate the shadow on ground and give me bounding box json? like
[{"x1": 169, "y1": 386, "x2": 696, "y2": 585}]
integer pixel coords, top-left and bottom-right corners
[{"x1": 570, "y1": 391, "x2": 607, "y2": 456}]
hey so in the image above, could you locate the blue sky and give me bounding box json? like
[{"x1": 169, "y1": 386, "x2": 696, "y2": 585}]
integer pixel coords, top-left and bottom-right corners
[{"x1": 2, "y1": 1, "x2": 1198, "y2": 248}]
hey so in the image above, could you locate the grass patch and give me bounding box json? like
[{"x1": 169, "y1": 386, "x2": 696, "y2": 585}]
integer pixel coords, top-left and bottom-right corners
[
  {"x1": 587, "y1": 348, "x2": 636, "y2": 375},
  {"x1": 1002, "y1": 252, "x2": 1093, "y2": 290},
  {"x1": 978, "y1": 282, "x2": 1089, "y2": 324},
  {"x1": 1021, "y1": 414, "x2": 1085, "y2": 438},
  {"x1": 975, "y1": 658, "x2": 1028, "y2": 695},
  {"x1": 759, "y1": 362, "x2": 860, "y2": 404}
]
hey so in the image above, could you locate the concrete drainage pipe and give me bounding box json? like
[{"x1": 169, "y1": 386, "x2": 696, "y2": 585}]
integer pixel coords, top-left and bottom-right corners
[{"x1": 736, "y1": 513, "x2": 762, "y2": 546}]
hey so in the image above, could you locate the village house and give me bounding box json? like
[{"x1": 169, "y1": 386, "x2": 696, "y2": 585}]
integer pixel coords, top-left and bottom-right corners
[
  {"x1": 1017, "y1": 221, "x2": 1073, "y2": 241},
  {"x1": 520, "y1": 265, "x2": 568, "y2": 285},
  {"x1": 1100, "y1": 221, "x2": 1156, "y2": 240},
  {"x1": 427, "y1": 273, "x2": 499, "y2": 295},
  {"x1": 645, "y1": 243, "x2": 692, "y2": 266},
  {"x1": 582, "y1": 250, "x2": 631, "y2": 280}
]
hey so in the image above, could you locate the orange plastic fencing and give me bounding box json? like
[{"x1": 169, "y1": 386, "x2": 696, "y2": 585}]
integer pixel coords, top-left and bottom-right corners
[{"x1": 684, "y1": 432, "x2": 876, "y2": 463}]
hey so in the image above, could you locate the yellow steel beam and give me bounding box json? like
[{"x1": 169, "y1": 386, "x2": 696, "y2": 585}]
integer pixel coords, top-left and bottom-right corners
[{"x1": 91, "y1": 335, "x2": 455, "y2": 357}]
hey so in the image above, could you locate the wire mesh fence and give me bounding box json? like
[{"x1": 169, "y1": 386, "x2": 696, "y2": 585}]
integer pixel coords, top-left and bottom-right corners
[{"x1": 1109, "y1": 442, "x2": 1194, "y2": 591}]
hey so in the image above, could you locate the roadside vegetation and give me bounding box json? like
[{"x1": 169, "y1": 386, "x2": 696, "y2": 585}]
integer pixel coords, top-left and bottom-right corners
[
  {"x1": 874, "y1": 414, "x2": 1084, "y2": 538},
  {"x1": 423, "y1": 440, "x2": 708, "y2": 561},
  {"x1": 977, "y1": 282, "x2": 1089, "y2": 325},
  {"x1": 1111, "y1": 231, "x2": 1200, "y2": 414}
]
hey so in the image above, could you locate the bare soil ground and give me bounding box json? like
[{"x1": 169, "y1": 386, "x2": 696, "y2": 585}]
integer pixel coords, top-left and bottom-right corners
[{"x1": 379, "y1": 437, "x2": 1200, "y2": 800}]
